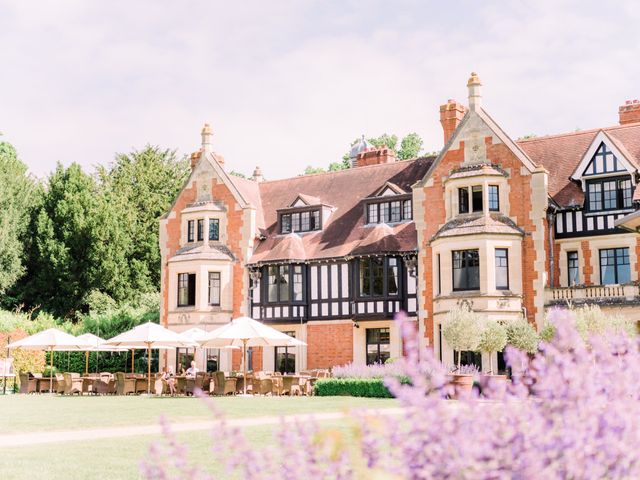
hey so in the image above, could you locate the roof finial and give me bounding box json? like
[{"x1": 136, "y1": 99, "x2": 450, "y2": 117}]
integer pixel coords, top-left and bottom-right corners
[
  {"x1": 201, "y1": 123, "x2": 213, "y2": 153},
  {"x1": 467, "y1": 72, "x2": 482, "y2": 112}
]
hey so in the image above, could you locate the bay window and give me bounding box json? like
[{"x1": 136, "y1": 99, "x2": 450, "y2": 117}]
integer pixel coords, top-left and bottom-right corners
[
  {"x1": 208, "y1": 272, "x2": 221, "y2": 306},
  {"x1": 452, "y1": 249, "x2": 480, "y2": 291},
  {"x1": 358, "y1": 257, "x2": 400, "y2": 297},
  {"x1": 197, "y1": 219, "x2": 204, "y2": 241},
  {"x1": 187, "y1": 220, "x2": 195, "y2": 242},
  {"x1": 266, "y1": 264, "x2": 305, "y2": 303},
  {"x1": 178, "y1": 273, "x2": 196, "y2": 307}
]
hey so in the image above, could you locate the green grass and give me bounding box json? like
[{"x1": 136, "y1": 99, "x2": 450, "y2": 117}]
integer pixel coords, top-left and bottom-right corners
[
  {"x1": 0, "y1": 395, "x2": 397, "y2": 479},
  {"x1": 0, "y1": 394, "x2": 397, "y2": 433},
  {"x1": 0, "y1": 419, "x2": 357, "y2": 480}
]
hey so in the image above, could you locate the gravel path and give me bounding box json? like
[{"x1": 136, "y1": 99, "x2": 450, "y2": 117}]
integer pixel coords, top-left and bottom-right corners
[{"x1": 0, "y1": 407, "x2": 404, "y2": 447}]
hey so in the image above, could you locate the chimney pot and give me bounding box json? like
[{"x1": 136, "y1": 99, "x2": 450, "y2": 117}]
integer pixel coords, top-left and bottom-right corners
[
  {"x1": 439, "y1": 98, "x2": 467, "y2": 145},
  {"x1": 201, "y1": 123, "x2": 213, "y2": 153},
  {"x1": 619, "y1": 99, "x2": 640, "y2": 125},
  {"x1": 467, "y1": 72, "x2": 482, "y2": 111}
]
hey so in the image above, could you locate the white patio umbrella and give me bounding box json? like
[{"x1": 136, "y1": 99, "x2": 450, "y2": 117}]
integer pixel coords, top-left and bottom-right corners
[
  {"x1": 7, "y1": 328, "x2": 92, "y2": 393},
  {"x1": 70, "y1": 333, "x2": 129, "y2": 375},
  {"x1": 198, "y1": 316, "x2": 306, "y2": 395},
  {"x1": 180, "y1": 328, "x2": 240, "y2": 371},
  {"x1": 104, "y1": 322, "x2": 196, "y2": 394}
]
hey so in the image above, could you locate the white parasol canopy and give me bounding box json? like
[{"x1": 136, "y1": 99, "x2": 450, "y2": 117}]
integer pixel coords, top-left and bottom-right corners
[
  {"x1": 198, "y1": 316, "x2": 306, "y2": 395},
  {"x1": 105, "y1": 322, "x2": 196, "y2": 393},
  {"x1": 8, "y1": 328, "x2": 92, "y2": 393}
]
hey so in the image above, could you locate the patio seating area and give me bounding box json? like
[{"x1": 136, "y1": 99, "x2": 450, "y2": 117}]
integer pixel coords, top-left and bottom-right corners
[{"x1": 16, "y1": 369, "x2": 332, "y2": 397}]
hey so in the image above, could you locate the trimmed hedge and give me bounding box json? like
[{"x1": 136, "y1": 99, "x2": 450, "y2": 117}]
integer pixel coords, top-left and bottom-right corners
[{"x1": 314, "y1": 378, "x2": 393, "y2": 398}]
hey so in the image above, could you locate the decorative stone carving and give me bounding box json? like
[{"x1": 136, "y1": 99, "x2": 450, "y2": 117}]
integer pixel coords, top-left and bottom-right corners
[{"x1": 196, "y1": 171, "x2": 211, "y2": 202}]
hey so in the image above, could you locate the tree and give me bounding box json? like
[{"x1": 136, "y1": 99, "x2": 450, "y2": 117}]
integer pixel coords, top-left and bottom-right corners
[
  {"x1": 478, "y1": 320, "x2": 507, "y2": 374},
  {"x1": 0, "y1": 142, "x2": 37, "y2": 296},
  {"x1": 505, "y1": 318, "x2": 539, "y2": 354},
  {"x1": 441, "y1": 304, "x2": 484, "y2": 369},
  {"x1": 98, "y1": 146, "x2": 189, "y2": 290},
  {"x1": 303, "y1": 165, "x2": 325, "y2": 175},
  {"x1": 398, "y1": 132, "x2": 423, "y2": 160},
  {"x1": 22, "y1": 163, "x2": 135, "y2": 317}
]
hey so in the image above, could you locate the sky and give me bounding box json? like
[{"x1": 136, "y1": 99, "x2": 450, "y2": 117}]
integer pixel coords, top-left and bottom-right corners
[{"x1": 1, "y1": 0, "x2": 640, "y2": 180}]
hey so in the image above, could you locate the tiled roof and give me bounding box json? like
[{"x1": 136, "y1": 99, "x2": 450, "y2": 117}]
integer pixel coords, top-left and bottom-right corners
[
  {"x1": 517, "y1": 122, "x2": 640, "y2": 207},
  {"x1": 431, "y1": 213, "x2": 524, "y2": 241},
  {"x1": 244, "y1": 157, "x2": 435, "y2": 264},
  {"x1": 170, "y1": 243, "x2": 236, "y2": 262}
]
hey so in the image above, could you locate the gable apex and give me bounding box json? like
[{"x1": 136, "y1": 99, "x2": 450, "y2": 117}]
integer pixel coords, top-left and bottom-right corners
[{"x1": 570, "y1": 130, "x2": 638, "y2": 182}]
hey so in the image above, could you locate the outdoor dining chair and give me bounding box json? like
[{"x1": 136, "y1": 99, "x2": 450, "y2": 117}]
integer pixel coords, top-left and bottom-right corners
[
  {"x1": 19, "y1": 373, "x2": 37, "y2": 394},
  {"x1": 63, "y1": 373, "x2": 83, "y2": 395},
  {"x1": 116, "y1": 372, "x2": 136, "y2": 395}
]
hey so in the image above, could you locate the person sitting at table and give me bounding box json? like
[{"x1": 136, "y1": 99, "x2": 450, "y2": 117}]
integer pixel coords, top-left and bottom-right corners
[
  {"x1": 185, "y1": 361, "x2": 198, "y2": 378},
  {"x1": 162, "y1": 366, "x2": 176, "y2": 396}
]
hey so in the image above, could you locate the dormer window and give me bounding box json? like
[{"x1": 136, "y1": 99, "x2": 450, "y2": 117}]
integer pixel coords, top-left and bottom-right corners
[
  {"x1": 366, "y1": 199, "x2": 412, "y2": 224},
  {"x1": 280, "y1": 210, "x2": 320, "y2": 234}
]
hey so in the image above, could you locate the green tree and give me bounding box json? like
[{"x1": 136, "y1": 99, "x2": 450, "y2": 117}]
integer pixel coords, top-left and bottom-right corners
[
  {"x1": 303, "y1": 166, "x2": 325, "y2": 175},
  {"x1": 23, "y1": 163, "x2": 133, "y2": 317},
  {"x1": 0, "y1": 142, "x2": 37, "y2": 296},
  {"x1": 369, "y1": 133, "x2": 399, "y2": 151},
  {"x1": 397, "y1": 132, "x2": 424, "y2": 160},
  {"x1": 98, "y1": 146, "x2": 189, "y2": 291}
]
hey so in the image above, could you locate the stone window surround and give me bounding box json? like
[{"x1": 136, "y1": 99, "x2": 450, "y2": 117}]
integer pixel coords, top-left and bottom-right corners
[{"x1": 443, "y1": 175, "x2": 510, "y2": 222}]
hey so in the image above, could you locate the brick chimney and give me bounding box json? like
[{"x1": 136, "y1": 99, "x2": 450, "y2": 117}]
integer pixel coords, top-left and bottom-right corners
[
  {"x1": 439, "y1": 99, "x2": 466, "y2": 145},
  {"x1": 619, "y1": 99, "x2": 640, "y2": 125},
  {"x1": 356, "y1": 147, "x2": 396, "y2": 167}
]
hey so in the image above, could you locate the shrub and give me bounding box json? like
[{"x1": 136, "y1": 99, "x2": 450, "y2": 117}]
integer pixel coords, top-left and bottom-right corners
[
  {"x1": 441, "y1": 304, "x2": 484, "y2": 368},
  {"x1": 314, "y1": 378, "x2": 394, "y2": 398}
]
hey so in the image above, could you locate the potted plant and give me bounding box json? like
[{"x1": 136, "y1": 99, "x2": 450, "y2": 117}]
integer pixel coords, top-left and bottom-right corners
[
  {"x1": 441, "y1": 304, "x2": 483, "y2": 396},
  {"x1": 478, "y1": 319, "x2": 507, "y2": 383}
]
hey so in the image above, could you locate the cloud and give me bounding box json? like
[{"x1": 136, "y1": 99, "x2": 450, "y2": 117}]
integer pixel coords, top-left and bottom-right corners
[{"x1": 1, "y1": 0, "x2": 639, "y2": 179}]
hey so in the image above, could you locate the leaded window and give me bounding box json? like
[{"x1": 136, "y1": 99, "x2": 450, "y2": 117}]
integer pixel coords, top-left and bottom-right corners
[
  {"x1": 488, "y1": 185, "x2": 499, "y2": 211},
  {"x1": 567, "y1": 251, "x2": 579, "y2": 286},
  {"x1": 472, "y1": 186, "x2": 483, "y2": 212},
  {"x1": 266, "y1": 264, "x2": 305, "y2": 303},
  {"x1": 178, "y1": 273, "x2": 196, "y2": 307},
  {"x1": 495, "y1": 248, "x2": 509, "y2": 290},
  {"x1": 600, "y1": 248, "x2": 630, "y2": 285},
  {"x1": 187, "y1": 220, "x2": 195, "y2": 242},
  {"x1": 358, "y1": 257, "x2": 400, "y2": 297},
  {"x1": 367, "y1": 199, "x2": 412, "y2": 224},
  {"x1": 366, "y1": 328, "x2": 390, "y2": 365},
  {"x1": 587, "y1": 177, "x2": 633, "y2": 211},
  {"x1": 197, "y1": 219, "x2": 204, "y2": 241},
  {"x1": 368, "y1": 204, "x2": 379, "y2": 223},
  {"x1": 403, "y1": 200, "x2": 412, "y2": 220},
  {"x1": 209, "y1": 219, "x2": 220, "y2": 241},
  {"x1": 458, "y1": 188, "x2": 469, "y2": 214},
  {"x1": 208, "y1": 272, "x2": 220, "y2": 306},
  {"x1": 275, "y1": 331, "x2": 296, "y2": 374},
  {"x1": 452, "y1": 249, "x2": 480, "y2": 291},
  {"x1": 280, "y1": 210, "x2": 321, "y2": 233}
]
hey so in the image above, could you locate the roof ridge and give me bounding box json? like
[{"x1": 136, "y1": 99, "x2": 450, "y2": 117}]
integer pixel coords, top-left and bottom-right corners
[
  {"x1": 257, "y1": 156, "x2": 436, "y2": 185},
  {"x1": 516, "y1": 122, "x2": 640, "y2": 144}
]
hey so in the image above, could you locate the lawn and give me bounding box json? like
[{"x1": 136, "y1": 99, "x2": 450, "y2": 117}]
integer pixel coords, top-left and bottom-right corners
[
  {"x1": 0, "y1": 394, "x2": 396, "y2": 433},
  {"x1": 0, "y1": 395, "x2": 397, "y2": 479}
]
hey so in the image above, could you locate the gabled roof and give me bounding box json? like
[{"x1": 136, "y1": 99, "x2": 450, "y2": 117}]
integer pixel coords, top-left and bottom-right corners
[
  {"x1": 518, "y1": 122, "x2": 640, "y2": 207},
  {"x1": 247, "y1": 157, "x2": 435, "y2": 264},
  {"x1": 569, "y1": 130, "x2": 637, "y2": 181},
  {"x1": 416, "y1": 108, "x2": 537, "y2": 189}
]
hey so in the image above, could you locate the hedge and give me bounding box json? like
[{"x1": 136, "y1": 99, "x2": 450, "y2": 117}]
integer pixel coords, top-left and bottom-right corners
[{"x1": 314, "y1": 378, "x2": 394, "y2": 398}]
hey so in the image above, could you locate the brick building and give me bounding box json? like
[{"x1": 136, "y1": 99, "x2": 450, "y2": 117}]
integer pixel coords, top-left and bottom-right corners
[{"x1": 160, "y1": 73, "x2": 640, "y2": 373}]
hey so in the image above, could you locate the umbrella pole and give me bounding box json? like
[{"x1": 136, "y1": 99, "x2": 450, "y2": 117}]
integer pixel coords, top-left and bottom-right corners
[
  {"x1": 132, "y1": 349, "x2": 135, "y2": 374},
  {"x1": 243, "y1": 339, "x2": 248, "y2": 395},
  {"x1": 85, "y1": 351, "x2": 89, "y2": 376},
  {"x1": 49, "y1": 348, "x2": 54, "y2": 394},
  {"x1": 147, "y1": 343, "x2": 151, "y2": 395}
]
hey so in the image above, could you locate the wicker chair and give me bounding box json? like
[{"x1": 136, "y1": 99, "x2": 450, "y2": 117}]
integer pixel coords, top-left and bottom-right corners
[
  {"x1": 211, "y1": 371, "x2": 237, "y2": 395},
  {"x1": 63, "y1": 373, "x2": 83, "y2": 395},
  {"x1": 252, "y1": 378, "x2": 273, "y2": 396},
  {"x1": 281, "y1": 376, "x2": 294, "y2": 396},
  {"x1": 19, "y1": 373, "x2": 37, "y2": 394},
  {"x1": 116, "y1": 372, "x2": 136, "y2": 395}
]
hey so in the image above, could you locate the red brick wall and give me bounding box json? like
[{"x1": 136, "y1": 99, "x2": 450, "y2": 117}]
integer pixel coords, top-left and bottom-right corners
[
  {"x1": 552, "y1": 241, "x2": 561, "y2": 287},
  {"x1": 581, "y1": 240, "x2": 593, "y2": 285},
  {"x1": 307, "y1": 323, "x2": 353, "y2": 369},
  {"x1": 161, "y1": 183, "x2": 198, "y2": 327}
]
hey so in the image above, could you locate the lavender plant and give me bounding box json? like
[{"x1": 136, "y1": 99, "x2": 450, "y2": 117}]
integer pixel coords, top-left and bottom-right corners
[{"x1": 144, "y1": 308, "x2": 640, "y2": 479}]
